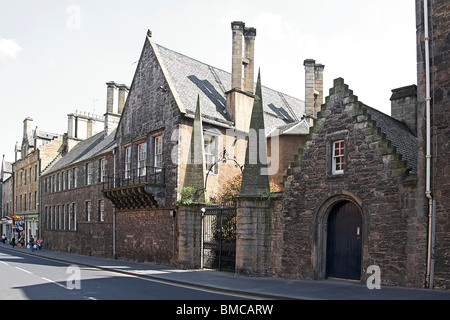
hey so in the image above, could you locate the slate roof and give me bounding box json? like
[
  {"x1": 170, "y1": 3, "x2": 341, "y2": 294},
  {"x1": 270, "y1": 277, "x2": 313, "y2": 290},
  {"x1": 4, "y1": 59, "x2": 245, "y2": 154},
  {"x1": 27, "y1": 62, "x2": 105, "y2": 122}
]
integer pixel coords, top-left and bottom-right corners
[
  {"x1": 44, "y1": 130, "x2": 116, "y2": 176},
  {"x1": 364, "y1": 105, "x2": 418, "y2": 173},
  {"x1": 155, "y1": 44, "x2": 305, "y2": 132}
]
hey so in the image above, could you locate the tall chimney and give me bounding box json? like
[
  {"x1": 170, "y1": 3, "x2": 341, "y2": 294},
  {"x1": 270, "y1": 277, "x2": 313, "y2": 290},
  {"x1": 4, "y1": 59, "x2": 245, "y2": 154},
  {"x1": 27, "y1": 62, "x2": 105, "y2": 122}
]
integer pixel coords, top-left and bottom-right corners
[
  {"x1": 104, "y1": 81, "x2": 122, "y2": 136},
  {"x1": 243, "y1": 27, "x2": 256, "y2": 93},
  {"x1": 117, "y1": 84, "x2": 129, "y2": 114},
  {"x1": 106, "y1": 81, "x2": 117, "y2": 113},
  {"x1": 304, "y1": 59, "x2": 325, "y2": 123},
  {"x1": 231, "y1": 21, "x2": 245, "y2": 90},
  {"x1": 314, "y1": 63, "x2": 325, "y2": 114},
  {"x1": 304, "y1": 59, "x2": 316, "y2": 118},
  {"x1": 390, "y1": 85, "x2": 417, "y2": 135},
  {"x1": 23, "y1": 117, "x2": 33, "y2": 140}
]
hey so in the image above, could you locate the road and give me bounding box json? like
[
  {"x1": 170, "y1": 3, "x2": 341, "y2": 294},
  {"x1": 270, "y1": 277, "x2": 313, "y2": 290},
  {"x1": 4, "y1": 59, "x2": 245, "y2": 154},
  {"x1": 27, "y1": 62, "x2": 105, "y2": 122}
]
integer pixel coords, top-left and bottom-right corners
[{"x1": 0, "y1": 248, "x2": 249, "y2": 300}]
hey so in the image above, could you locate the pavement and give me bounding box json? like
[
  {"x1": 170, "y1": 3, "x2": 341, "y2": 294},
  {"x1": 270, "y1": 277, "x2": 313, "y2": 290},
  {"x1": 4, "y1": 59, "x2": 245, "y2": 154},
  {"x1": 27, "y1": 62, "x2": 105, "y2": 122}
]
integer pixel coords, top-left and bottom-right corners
[{"x1": 1, "y1": 242, "x2": 449, "y2": 300}]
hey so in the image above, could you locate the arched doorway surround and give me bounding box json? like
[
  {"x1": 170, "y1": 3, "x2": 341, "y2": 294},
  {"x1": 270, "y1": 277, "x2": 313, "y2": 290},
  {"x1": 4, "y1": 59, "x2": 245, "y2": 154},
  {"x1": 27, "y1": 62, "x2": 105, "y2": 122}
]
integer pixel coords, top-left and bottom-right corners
[{"x1": 312, "y1": 191, "x2": 369, "y2": 282}]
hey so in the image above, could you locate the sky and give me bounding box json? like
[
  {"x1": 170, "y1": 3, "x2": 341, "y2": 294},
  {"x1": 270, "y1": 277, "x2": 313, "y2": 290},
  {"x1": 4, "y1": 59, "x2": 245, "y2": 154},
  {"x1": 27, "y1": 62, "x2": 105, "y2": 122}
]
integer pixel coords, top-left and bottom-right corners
[{"x1": 0, "y1": 0, "x2": 417, "y2": 163}]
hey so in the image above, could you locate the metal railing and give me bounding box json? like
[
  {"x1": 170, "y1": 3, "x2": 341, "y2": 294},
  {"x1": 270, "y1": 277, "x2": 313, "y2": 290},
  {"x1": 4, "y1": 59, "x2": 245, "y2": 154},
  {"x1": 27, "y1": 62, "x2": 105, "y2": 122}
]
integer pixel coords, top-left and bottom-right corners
[{"x1": 102, "y1": 166, "x2": 165, "y2": 190}]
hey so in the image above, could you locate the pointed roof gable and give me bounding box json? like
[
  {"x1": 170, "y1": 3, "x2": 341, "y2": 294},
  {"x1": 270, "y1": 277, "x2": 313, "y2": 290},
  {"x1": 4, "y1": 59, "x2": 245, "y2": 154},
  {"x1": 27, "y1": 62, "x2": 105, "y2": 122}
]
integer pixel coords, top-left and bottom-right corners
[
  {"x1": 120, "y1": 30, "x2": 305, "y2": 134},
  {"x1": 325, "y1": 78, "x2": 417, "y2": 174}
]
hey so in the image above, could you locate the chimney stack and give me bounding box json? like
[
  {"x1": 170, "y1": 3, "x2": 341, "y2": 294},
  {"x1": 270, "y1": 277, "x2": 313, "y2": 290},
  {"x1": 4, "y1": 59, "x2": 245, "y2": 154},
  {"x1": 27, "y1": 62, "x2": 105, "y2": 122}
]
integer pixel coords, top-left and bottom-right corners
[
  {"x1": 304, "y1": 59, "x2": 325, "y2": 124},
  {"x1": 231, "y1": 21, "x2": 245, "y2": 90},
  {"x1": 23, "y1": 117, "x2": 33, "y2": 142},
  {"x1": 117, "y1": 84, "x2": 129, "y2": 114},
  {"x1": 106, "y1": 81, "x2": 117, "y2": 113},
  {"x1": 243, "y1": 27, "x2": 256, "y2": 93},
  {"x1": 390, "y1": 85, "x2": 417, "y2": 135},
  {"x1": 226, "y1": 21, "x2": 258, "y2": 132},
  {"x1": 104, "y1": 81, "x2": 127, "y2": 136}
]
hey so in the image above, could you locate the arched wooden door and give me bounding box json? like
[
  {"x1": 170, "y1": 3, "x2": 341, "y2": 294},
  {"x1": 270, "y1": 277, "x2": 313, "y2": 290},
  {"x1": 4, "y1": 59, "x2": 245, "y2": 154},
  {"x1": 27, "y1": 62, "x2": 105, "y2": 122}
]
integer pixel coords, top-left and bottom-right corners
[{"x1": 326, "y1": 201, "x2": 362, "y2": 280}]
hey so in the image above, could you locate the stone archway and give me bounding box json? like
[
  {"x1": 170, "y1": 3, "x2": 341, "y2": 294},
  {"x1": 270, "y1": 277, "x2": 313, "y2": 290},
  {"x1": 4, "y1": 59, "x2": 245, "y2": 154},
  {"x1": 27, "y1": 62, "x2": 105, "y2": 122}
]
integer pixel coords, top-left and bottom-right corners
[{"x1": 312, "y1": 191, "x2": 369, "y2": 282}]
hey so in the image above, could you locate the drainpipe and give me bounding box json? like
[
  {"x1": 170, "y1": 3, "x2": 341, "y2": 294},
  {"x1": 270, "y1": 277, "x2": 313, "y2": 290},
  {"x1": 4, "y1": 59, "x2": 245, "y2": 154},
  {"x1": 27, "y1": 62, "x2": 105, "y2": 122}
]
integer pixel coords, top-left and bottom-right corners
[
  {"x1": 423, "y1": 0, "x2": 435, "y2": 289},
  {"x1": 112, "y1": 147, "x2": 117, "y2": 258}
]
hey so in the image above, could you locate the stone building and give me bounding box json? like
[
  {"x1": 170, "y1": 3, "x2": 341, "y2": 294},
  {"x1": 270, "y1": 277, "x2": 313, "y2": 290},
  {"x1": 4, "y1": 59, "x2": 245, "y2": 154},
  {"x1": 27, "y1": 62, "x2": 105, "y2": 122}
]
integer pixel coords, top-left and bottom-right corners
[
  {"x1": 415, "y1": 0, "x2": 450, "y2": 289},
  {"x1": 236, "y1": 0, "x2": 449, "y2": 289},
  {"x1": 99, "y1": 22, "x2": 311, "y2": 264},
  {"x1": 41, "y1": 82, "x2": 127, "y2": 257},
  {"x1": 11, "y1": 117, "x2": 64, "y2": 242},
  {"x1": 1, "y1": 155, "x2": 13, "y2": 236},
  {"x1": 273, "y1": 78, "x2": 424, "y2": 287}
]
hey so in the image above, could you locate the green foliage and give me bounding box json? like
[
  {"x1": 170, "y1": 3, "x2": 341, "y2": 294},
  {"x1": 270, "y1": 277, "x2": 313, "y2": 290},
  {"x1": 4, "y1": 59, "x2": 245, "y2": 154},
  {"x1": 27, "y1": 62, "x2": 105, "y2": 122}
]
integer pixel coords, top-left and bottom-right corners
[
  {"x1": 175, "y1": 186, "x2": 195, "y2": 205},
  {"x1": 212, "y1": 173, "x2": 282, "y2": 203}
]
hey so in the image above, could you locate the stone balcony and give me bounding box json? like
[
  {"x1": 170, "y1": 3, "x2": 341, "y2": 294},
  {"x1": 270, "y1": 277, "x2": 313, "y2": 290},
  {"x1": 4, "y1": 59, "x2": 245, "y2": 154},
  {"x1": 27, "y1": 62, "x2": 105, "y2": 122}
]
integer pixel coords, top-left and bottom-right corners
[{"x1": 102, "y1": 166, "x2": 166, "y2": 209}]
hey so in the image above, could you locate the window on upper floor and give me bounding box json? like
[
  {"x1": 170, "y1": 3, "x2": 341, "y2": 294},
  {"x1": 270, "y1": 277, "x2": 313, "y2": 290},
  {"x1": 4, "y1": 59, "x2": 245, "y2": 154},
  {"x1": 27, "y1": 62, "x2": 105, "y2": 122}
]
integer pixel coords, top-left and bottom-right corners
[
  {"x1": 204, "y1": 134, "x2": 218, "y2": 175},
  {"x1": 332, "y1": 140, "x2": 345, "y2": 175},
  {"x1": 154, "y1": 136, "x2": 162, "y2": 172},
  {"x1": 73, "y1": 167, "x2": 77, "y2": 188},
  {"x1": 124, "y1": 146, "x2": 132, "y2": 179},
  {"x1": 99, "y1": 158, "x2": 107, "y2": 182},
  {"x1": 138, "y1": 143, "x2": 147, "y2": 176},
  {"x1": 86, "y1": 162, "x2": 93, "y2": 185}
]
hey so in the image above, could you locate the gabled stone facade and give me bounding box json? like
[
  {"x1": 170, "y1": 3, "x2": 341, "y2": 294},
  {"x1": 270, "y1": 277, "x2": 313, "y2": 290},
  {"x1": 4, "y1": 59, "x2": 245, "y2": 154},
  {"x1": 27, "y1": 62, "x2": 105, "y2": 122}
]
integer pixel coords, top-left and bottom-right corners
[{"x1": 277, "y1": 78, "x2": 427, "y2": 287}]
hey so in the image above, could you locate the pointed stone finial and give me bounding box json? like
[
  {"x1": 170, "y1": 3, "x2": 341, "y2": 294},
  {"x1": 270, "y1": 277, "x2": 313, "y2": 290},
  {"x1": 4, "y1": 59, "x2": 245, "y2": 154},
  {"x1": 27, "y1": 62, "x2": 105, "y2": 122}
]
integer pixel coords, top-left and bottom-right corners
[
  {"x1": 240, "y1": 69, "x2": 270, "y2": 197},
  {"x1": 183, "y1": 95, "x2": 207, "y2": 202}
]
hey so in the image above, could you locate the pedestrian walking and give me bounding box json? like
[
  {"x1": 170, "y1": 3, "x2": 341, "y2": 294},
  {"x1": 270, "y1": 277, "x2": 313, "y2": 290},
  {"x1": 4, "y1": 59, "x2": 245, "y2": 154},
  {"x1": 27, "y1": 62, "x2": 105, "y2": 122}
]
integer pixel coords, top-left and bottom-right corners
[
  {"x1": 28, "y1": 236, "x2": 35, "y2": 252},
  {"x1": 1, "y1": 234, "x2": 6, "y2": 244},
  {"x1": 37, "y1": 238, "x2": 43, "y2": 250},
  {"x1": 10, "y1": 236, "x2": 15, "y2": 248}
]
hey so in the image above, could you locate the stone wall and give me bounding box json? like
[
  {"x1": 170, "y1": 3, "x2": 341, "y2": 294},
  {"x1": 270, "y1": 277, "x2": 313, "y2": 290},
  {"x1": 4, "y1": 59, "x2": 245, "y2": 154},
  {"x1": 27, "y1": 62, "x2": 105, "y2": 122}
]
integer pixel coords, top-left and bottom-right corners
[
  {"x1": 115, "y1": 207, "x2": 177, "y2": 265},
  {"x1": 236, "y1": 196, "x2": 283, "y2": 277},
  {"x1": 416, "y1": 0, "x2": 450, "y2": 289}
]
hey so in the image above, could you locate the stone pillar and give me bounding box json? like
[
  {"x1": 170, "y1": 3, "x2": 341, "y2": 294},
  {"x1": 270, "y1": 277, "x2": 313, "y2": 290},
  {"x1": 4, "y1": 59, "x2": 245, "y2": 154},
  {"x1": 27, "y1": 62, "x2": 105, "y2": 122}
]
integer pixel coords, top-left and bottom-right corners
[
  {"x1": 236, "y1": 197, "x2": 272, "y2": 276},
  {"x1": 231, "y1": 21, "x2": 245, "y2": 90},
  {"x1": 236, "y1": 70, "x2": 272, "y2": 276},
  {"x1": 177, "y1": 204, "x2": 202, "y2": 269}
]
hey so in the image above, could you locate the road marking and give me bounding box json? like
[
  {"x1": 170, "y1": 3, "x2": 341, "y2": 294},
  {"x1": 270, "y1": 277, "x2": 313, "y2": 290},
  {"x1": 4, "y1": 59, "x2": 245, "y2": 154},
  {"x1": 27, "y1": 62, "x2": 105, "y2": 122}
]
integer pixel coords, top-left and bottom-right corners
[
  {"x1": 41, "y1": 277, "x2": 70, "y2": 290},
  {"x1": 0, "y1": 261, "x2": 9, "y2": 265},
  {"x1": 15, "y1": 266, "x2": 33, "y2": 274}
]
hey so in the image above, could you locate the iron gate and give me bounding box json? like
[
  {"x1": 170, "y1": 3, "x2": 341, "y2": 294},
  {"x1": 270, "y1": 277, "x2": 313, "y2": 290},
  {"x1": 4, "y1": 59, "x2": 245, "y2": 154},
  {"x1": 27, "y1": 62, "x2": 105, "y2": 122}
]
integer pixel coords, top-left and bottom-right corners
[{"x1": 201, "y1": 203, "x2": 236, "y2": 272}]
